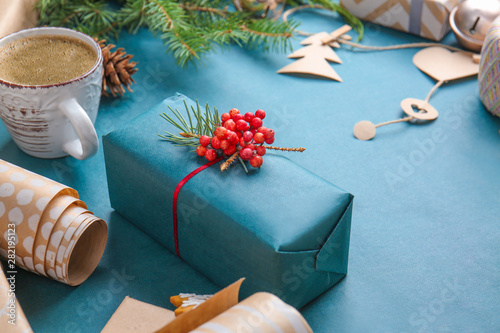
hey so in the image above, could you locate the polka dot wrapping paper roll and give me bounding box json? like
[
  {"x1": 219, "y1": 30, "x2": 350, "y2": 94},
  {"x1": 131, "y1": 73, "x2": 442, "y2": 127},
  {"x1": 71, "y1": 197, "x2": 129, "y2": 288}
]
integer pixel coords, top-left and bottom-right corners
[
  {"x1": 0, "y1": 159, "x2": 107, "y2": 285},
  {"x1": 479, "y1": 17, "x2": 500, "y2": 117}
]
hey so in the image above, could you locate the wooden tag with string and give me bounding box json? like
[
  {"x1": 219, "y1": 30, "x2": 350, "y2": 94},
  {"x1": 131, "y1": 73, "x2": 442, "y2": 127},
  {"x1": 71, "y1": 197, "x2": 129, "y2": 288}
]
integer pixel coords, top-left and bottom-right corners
[{"x1": 353, "y1": 47, "x2": 480, "y2": 141}]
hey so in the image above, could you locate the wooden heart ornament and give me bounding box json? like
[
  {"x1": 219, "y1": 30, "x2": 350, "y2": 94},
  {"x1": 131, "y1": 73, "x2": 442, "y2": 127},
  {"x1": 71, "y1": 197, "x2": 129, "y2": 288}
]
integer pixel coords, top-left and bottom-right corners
[{"x1": 413, "y1": 47, "x2": 479, "y2": 82}]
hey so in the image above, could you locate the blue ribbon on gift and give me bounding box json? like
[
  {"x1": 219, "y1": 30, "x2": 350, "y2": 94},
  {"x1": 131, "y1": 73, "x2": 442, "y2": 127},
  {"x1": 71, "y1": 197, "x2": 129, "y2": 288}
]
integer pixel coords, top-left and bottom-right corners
[{"x1": 409, "y1": 0, "x2": 425, "y2": 35}]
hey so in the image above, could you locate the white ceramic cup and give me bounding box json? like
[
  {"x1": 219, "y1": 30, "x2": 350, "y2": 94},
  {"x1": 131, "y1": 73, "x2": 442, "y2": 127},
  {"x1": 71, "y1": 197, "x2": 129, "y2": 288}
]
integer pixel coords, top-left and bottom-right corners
[{"x1": 0, "y1": 27, "x2": 103, "y2": 160}]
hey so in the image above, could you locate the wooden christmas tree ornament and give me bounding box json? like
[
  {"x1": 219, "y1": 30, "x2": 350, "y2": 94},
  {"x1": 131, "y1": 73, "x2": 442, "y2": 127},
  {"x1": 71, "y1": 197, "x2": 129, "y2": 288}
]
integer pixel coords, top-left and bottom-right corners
[
  {"x1": 277, "y1": 25, "x2": 352, "y2": 81},
  {"x1": 354, "y1": 47, "x2": 479, "y2": 141}
]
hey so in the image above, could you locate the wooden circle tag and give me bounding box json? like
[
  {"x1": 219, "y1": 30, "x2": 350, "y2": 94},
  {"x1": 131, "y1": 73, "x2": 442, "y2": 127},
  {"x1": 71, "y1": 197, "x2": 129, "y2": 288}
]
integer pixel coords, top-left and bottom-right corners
[
  {"x1": 353, "y1": 121, "x2": 377, "y2": 140},
  {"x1": 400, "y1": 98, "x2": 439, "y2": 121}
]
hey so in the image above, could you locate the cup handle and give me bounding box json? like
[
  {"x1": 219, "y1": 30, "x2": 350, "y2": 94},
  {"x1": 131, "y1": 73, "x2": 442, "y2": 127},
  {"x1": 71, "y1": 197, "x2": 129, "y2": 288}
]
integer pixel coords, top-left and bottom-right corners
[{"x1": 58, "y1": 98, "x2": 99, "y2": 160}]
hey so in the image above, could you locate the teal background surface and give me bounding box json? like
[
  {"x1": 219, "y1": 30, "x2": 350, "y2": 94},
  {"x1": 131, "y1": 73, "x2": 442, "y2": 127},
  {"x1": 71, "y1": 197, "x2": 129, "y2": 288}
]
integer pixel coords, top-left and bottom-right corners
[{"x1": 1, "y1": 10, "x2": 500, "y2": 333}]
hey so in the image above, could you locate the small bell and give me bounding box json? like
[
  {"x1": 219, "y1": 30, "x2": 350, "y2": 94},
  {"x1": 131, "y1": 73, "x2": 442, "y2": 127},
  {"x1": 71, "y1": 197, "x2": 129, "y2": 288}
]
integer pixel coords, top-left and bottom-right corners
[{"x1": 450, "y1": 0, "x2": 500, "y2": 52}]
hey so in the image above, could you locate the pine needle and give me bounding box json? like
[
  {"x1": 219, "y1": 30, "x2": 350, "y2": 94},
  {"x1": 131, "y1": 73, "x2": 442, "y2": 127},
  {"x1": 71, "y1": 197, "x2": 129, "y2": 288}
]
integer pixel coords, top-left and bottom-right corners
[{"x1": 158, "y1": 100, "x2": 218, "y2": 146}]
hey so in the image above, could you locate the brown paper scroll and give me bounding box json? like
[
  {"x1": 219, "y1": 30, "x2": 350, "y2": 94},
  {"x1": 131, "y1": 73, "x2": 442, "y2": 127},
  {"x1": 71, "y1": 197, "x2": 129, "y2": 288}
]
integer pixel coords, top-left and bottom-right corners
[
  {"x1": 0, "y1": 0, "x2": 38, "y2": 39},
  {"x1": 0, "y1": 262, "x2": 33, "y2": 333},
  {"x1": 102, "y1": 279, "x2": 313, "y2": 333},
  {"x1": 0, "y1": 159, "x2": 108, "y2": 285}
]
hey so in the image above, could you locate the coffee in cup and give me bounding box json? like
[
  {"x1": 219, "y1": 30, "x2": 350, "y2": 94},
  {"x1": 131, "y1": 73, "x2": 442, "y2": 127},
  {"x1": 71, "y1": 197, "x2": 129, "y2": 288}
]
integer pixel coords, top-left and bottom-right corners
[{"x1": 0, "y1": 35, "x2": 97, "y2": 86}]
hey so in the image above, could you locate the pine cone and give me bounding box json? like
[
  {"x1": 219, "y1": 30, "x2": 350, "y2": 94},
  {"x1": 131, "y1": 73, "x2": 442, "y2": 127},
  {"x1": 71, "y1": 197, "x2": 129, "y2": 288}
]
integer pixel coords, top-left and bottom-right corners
[{"x1": 94, "y1": 39, "x2": 138, "y2": 97}]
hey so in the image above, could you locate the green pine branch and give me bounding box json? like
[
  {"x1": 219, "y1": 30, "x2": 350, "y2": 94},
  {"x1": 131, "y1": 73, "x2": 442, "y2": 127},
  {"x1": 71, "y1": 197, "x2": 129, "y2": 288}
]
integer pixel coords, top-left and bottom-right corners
[
  {"x1": 181, "y1": 0, "x2": 230, "y2": 22},
  {"x1": 36, "y1": 0, "x2": 362, "y2": 66},
  {"x1": 242, "y1": 18, "x2": 296, "y2": 52},
  {"x1": 143, "y1": 1, "x2": 295, "y2": 66},
  {"x1": 118, "y1": 0, "x2": 149, "y2": 34},
  {"x1": 37, "y1": 0, "x2": 120, "y2": 39}
]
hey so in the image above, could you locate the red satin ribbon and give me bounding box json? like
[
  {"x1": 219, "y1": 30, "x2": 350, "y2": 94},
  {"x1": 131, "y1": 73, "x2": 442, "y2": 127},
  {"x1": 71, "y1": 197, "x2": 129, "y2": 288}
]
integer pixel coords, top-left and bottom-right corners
[{"x1": 172, "y1": 157, "x2": 223, "y2": 257}]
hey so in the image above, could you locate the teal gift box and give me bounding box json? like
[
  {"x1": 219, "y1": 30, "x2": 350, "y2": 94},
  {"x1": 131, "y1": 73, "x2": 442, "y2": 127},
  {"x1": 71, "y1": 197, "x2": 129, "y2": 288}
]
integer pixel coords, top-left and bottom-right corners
[{"x1": 103, "y1": 94, "x2": 354, "y2": 308}]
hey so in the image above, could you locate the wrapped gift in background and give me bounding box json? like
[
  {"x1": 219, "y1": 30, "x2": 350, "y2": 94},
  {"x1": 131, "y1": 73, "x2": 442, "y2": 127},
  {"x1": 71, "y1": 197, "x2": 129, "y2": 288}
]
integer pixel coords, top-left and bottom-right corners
[
  {"x1": 0, "y1": 0, "x2": 37, "y2": 38},
  {"x1": 103, "y1": 94, "x2": 354, "y2": 308},
  {"x1": 340, "y1": 0, "x2": 458, "y2": 41},
  {"x1": 479, "y1": 16, "x2": 500, "y2": 117}
]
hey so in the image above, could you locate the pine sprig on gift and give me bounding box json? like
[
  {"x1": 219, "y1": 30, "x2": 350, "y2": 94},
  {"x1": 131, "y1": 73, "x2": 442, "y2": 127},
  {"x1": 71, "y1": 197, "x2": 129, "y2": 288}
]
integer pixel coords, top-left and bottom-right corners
[
  {"x1": 159, "y1": 101, "x2": 305, "y2": 172},
  {"x1": 159, "y1": 101, "x2": 220, "y2": 147}
]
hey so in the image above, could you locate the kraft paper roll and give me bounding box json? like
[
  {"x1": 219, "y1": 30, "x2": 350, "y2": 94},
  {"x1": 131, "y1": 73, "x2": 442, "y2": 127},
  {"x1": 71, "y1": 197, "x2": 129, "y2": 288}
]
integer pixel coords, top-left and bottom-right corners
[
  {"x1": 45, "y1": 205, "x2": 90, "y2": 281},
  {"x1": 32, "y1": 195, "x2": 86, "y2": 277},
  {"x1": 0, "y1": 262, "x2": 33, "y2": 333},
  {"x1": 192, "y1": 293, "x2": 312, "y2": 333},
  {"x1": 63, "y1": 215, "x2": 107, "y2": 285},
  {"x1": 0, "y1": 159, "x2": 107, "y2": 285},
  {"x1": 54, "y1": 213, "x2": 91, "y2": 281}
]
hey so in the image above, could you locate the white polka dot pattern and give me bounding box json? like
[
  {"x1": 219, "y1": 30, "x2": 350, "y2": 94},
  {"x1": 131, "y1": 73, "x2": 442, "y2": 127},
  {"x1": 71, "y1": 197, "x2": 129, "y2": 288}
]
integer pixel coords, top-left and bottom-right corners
[
  {"x1": 0, "y1": 159, "x2": 107, "y2": 286},
  {"x1": 0, "y1": 183, "x2": 15, "y2": 197},
  {"x1": 28, "y1": 214, "x2": 39, "y2": 232},
  {"x1": 8, "y1": 207, "x2": 23, "y2": 225},
  {"x1": 30, "y1": 179, "x2": 46, "y2": 187},
  {"x1": 36, "y1": 197, "x2": 51, "y2": 211},
  {"x1": 10, "y1": 172, "x2": 27, "y2": 182},
  {"x1": 23, "y1": 257, "x2": 34, "y2": 270},
  {"x1": 23, "y1": 236, "x2": 34, "y2": 254},
  {"x1": 17, "y1": 188, "x2": 35, "y2": 205}
]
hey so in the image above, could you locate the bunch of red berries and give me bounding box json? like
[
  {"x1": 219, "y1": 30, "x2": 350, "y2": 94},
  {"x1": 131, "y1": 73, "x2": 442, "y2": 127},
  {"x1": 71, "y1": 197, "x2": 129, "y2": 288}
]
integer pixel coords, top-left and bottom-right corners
[{"x1": 196, "y1": 108, "x2": 275, "y2": 168}]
